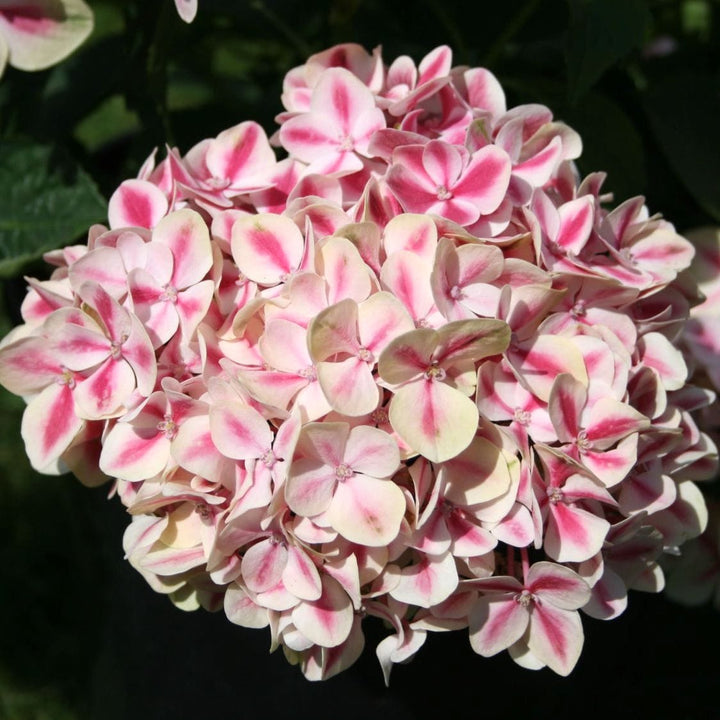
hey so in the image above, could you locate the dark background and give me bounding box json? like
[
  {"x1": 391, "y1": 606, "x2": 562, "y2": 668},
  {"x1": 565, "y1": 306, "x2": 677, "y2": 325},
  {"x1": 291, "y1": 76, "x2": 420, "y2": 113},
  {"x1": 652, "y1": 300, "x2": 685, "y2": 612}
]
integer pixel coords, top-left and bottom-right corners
[{"x1": 1, "y1": 0, "x2": 719, "y2": 717}]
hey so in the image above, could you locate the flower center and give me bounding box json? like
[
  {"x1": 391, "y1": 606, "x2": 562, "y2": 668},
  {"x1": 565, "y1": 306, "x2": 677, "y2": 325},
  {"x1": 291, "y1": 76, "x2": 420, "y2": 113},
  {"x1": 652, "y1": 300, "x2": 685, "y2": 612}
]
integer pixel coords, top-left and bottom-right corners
[
  {"x1": 449, "y1": 284, "x2": 463, "y2": 300},
  {"x1": 436, "y1": 185, "x2": 453, "y2": 201},
  {"x1": 576, "y1": 429, "x2": 591, "y2": 453},
  {"x1": 547, "y1": 486, "x2": 564, "y2": 504},
  {"x1": 261, "y1": 448, "x2": 276, "y2": 468},
  {"x1": 514, "y1": 589, "x2": 535, "y2": 607},
  {"x1": 56, "y1": 365, "x2": 76, "y2": 389},
  {"x1": 513, "y1": 407, "x2": 531, "y2": 425},
  {"x1": 161, "y1": 284, "x2": 178, "y2": 304},
  {"x1": 570, "y1": 300, "x2": 587, "y2": 318},
  {"x1": 335, "y1": 463, "x2": 354, "y2": 481},
  {"x1": 109, "y1": 334, "x2": 128, "y2": 360},
  {"x1": 424, "y1": 362, "x2": 446, "y2": 381},
  {"x1": 370, "y1": 407, "x2": 389, "y2": 425},
  {"x1": 338, "y1": 135, "x2": 355, "y2": 152},
  {"x1": 357, "y1": 346, "x2": 374, "y2": 363},
  {"x1": 157, "y1": 413, "x2": 178, "y2": 440},
  {"x1": 298, "y1": 365, "x2": 316, "y2": 381}
]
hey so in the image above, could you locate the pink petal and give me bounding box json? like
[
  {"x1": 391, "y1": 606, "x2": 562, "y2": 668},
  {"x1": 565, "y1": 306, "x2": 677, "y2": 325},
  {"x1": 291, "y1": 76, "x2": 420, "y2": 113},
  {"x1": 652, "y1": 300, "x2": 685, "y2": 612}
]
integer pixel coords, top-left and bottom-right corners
[
  {"x1": 99, "y1": 422, "x2": 170, "y2": 481},
  {"x1": 382, "y1": 213, "x2": 438, "y2": 262},
  {"x1": 526, "y1": 561, "x2": 591, "y2": 609},
  {"x1": 282, "y1": 546, "x2": 322, "y2": 601},
  {"x1": 357, "y1": 291, "x2": 415, "y2": 355},
  {"x1": 206, "y1": 121, "x2": 276, "y2": 190},
  {"x1": 469, "y1": 596, "x2": 529, "y2": 657},
  {"x1": 21, "y1": 383, "x2": 83, "y2": 471},
  {"x1": 316, "y1": 237, "x2": 373, "y2": 305},
  {"x1": 231, "y1": 213, "x2": 304, "y2": 286},
  {"x1": 548, "y1": 373, "x2": 587, "y2": 442},
  {"x1": 389, "y1": 551, "x2": 458, "y2": 607},
  {"x1": 545, "y1": 502, "x2": 610, "y2": 563},
  {"x1": 153, "y1": 209, "x2": 213, "y2": 290},
  {"x1": 241, "y1": 538, "x2": 288, "y2": 593},
  {"x1": 0, "y1": 0, "x2": 93, "y2": 72},
  {"x1": 285, "y1": 459, "x2": 338, "y2": 517},
  {"x1": 210, "y1": 403, "x2": 273, "y2": 460},
  {"x1": 329, "y1": 473, "x2": 406, "y2": 546},
  {"x1": 441, "y1": 436, "x2": 511, "y2": 505},
  {"x1": 527, "y1": 603, "x2": 584, "y2": 676},
  {"x1": 378, "y1": 327, "x2": 437, "y2": 385},
  {"x1": 73, "y1": 356, "x2": 136, "y2": 418},
  {"x1": 308, "y1": 298, "x2": 360, "y2": 361},
  {"x1": 453, "y1": 145, "x2": 512, "y2": 216},
  {"x1": 174, "y1": 0, "x2": 197, "y2": 22},
  {"x1": 291, "y1": 574, "x2": 353, "y2": 648},
  {"x1": 389, "y1": 380, "x2": 479, "y2": 463},
  {"x1": 344, "y1": 424, "x2": 400, "y2": 478},
  {"x1": 224, "y1": 583, "x2": 269, "y2": 628},
  {"x1": 584, "y1": 398, "x2": 649, "y2": 449},
  {"x1": 108, "y1": 180, "x2": 168, "y2": 230},
  {"x1": 310, "y1": 67, "x2": 379, "y2": 135}
]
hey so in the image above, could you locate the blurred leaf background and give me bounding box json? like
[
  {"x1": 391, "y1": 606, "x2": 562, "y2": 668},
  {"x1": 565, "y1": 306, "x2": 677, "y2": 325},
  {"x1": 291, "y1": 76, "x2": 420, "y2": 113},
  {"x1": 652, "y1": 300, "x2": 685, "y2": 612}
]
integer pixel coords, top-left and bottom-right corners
[{"x1": 1, "y1": 0, "x2": 719, "y2": 718}]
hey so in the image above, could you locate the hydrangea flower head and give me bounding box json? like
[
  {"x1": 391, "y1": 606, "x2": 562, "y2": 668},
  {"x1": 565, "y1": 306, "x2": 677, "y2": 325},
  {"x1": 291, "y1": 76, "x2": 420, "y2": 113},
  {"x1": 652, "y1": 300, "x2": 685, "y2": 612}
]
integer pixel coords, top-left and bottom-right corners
[{"x1": 1, "y1": 42, "x2": 716, "y2": 682}]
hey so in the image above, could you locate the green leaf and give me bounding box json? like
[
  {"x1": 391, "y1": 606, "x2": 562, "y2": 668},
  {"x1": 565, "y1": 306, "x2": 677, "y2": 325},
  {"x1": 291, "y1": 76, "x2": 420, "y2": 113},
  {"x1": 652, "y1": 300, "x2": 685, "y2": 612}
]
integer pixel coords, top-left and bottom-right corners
[
  {"x1": 565, "y1": 0, "x2": 650, "y2": 102},
  {"x1": 0, "y1": 142, "x2": 106, "y2": 278},
  {"x1": 645, "y1": 72, "x2": 720, "y2": 222}
]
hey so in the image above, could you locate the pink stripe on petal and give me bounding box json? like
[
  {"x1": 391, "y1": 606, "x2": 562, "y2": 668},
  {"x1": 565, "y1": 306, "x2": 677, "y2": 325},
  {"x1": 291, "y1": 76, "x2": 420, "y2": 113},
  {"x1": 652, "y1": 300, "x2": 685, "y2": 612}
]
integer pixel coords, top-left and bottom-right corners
[
  {"x1": 526, "y1": 562, "x2": 591, "y2": 610},
  {"x1": 140, "y1": 546, "x2": 205, "y2": 575},
  {"x1": 423, "y1": 140, "x2": 463, "y2": 188},
  {"x1": 389, "y1": 551, "x2": 458, "y2": 607},
  {"x1": 317, "y1": 357, "x2": 379, "y2": 417},
  {"x1": 210, "y1": 404, "x2": 272, "y2": 460},
  {"x1": 231, "y1": 214, "x2": 304, "y2": 286},
  {"x1": 418, "y1": 45, "x2": 452, "y2": 83},
  {"x1": 344, "y1": 425, "x2": 400, "y2": 478},
  {"x1": 329, "y1": 473, "x2": 405, "y2": 546},
  {"x1": 154, "y1": 209, "x2": 213, "y2": 289},
  {"x1": 469, "y1": 595, "x2": 529, "y2": 657},
  {"x1": 454, "y1": 145, "x2": 512, "y2": 215},
  {"x1": 548, "y1": 374, "x2": 586, "y2": 442},
  {"x1": 206, "y1": 121, "x2": 276, "y2": 189},
  {"x1": 527, "y1": 603, "x2": 584, "y2": 676},
  {"x1": 241, "y1": 539, "x2": 288, "y2": 593},
  {"x1": 556, "y1": 196, "x2": 594, "y2": 254},
  {"x1": 291, "y1": 575, "x2": 353, "y2": 648},
  {"x1": 545, "y1": 503, "x2": 609, "y2": 563},
  {"x1": 99, "y1": 423, "x2": 169, "y2": 481},
  {"x1": 381, "y1": 252, "x2": 435, "y2": 324},
  {"x1": 22, "y1": 383, "x2": 83, "y2": 470},
  {"x1": 390, "y1": 379, "x2": 479, "y2": 463},
  {"x1": 282, "y1": 546, "x2": 322, "y2": 601},
  {"x1": 108, "y1": 180, "x2": 168, "y2": 230}
]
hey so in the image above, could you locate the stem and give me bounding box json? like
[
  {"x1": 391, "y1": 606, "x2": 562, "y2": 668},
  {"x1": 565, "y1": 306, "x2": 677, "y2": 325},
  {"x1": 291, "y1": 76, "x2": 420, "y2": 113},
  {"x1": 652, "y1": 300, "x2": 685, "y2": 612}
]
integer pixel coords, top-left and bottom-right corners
[
  {"x1": 506, "y1": 546, "x2": 516, "y2": 578},
  {"x1": 483, "y1": 0, "x2": 542, "y2": 68},
  {"x1": 520, "y1": 546, "x2": 530, "y2": 585}
]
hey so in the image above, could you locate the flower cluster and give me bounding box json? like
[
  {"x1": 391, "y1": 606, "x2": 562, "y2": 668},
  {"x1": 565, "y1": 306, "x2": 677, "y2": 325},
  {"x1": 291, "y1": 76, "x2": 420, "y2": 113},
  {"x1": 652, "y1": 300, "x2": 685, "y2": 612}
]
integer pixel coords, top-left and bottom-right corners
[{"x1": 1, "y1": 43, "x2": 717, "y2": 680}]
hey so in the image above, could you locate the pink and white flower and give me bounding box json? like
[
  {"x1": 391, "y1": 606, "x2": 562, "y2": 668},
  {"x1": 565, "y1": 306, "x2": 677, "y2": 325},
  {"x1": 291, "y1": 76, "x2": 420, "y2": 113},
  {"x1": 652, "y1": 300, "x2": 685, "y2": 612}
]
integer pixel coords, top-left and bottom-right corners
[{"x1": 1, "y1": 42, "x2": 717, "y2": 684}]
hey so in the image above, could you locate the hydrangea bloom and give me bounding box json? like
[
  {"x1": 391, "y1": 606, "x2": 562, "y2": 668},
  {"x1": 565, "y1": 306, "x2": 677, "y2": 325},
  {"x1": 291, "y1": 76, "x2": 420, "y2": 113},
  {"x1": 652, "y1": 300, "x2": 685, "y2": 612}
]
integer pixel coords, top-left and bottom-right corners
[{"x1": 1, "y1": 43, "x2": 717, "y2": 681}]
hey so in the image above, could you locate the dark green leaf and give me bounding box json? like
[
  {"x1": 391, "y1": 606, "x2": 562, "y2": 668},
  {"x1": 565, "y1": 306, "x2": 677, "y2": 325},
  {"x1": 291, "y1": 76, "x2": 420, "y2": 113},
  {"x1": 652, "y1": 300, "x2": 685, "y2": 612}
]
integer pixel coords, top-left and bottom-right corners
[
  {"x1": 565, "y1": 0, "x2": 650, "y2": 102},
  {"x1": 0, "y1": 142, "x2": 106, "y2": 278},
  {"x1": 645, "y1": 72, "x2": 720, "y2": 222}
]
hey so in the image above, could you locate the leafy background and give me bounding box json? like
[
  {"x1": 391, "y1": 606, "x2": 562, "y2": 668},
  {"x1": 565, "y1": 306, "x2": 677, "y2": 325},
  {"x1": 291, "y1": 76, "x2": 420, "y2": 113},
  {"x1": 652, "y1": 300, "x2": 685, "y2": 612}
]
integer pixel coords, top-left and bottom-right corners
[{"x1": 1, "y1": 0, "x2": 719, "y2": 717}]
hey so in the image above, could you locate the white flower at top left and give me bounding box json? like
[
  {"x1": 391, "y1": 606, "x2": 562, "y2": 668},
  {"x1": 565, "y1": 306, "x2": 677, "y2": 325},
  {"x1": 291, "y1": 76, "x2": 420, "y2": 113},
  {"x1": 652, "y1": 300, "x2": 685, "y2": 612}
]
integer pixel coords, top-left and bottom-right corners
[{"x1": 0, "y1": 0, "x2": 93, "y2": 78}]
